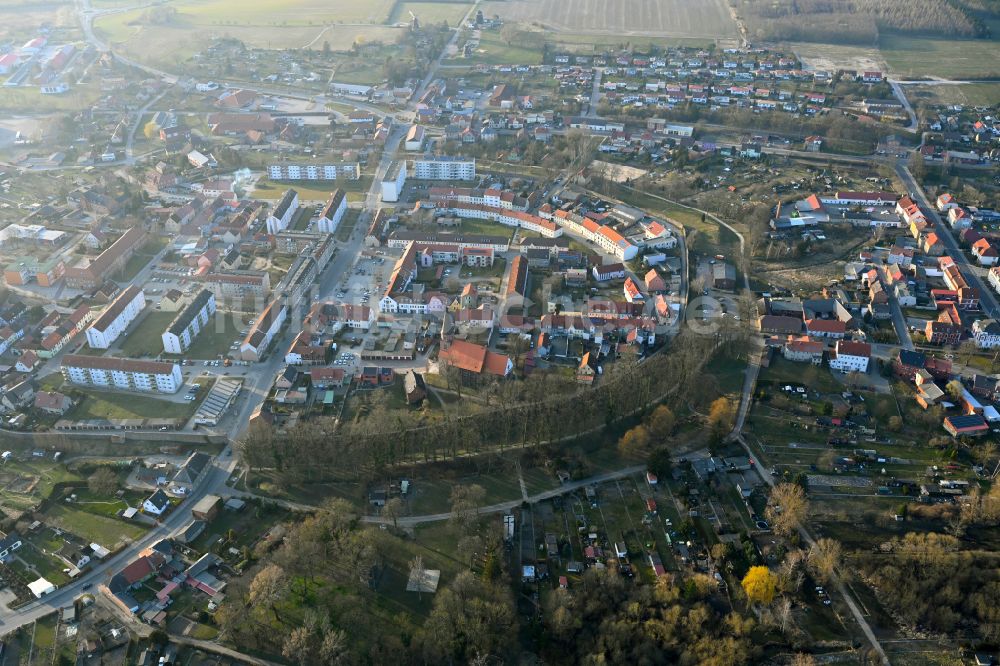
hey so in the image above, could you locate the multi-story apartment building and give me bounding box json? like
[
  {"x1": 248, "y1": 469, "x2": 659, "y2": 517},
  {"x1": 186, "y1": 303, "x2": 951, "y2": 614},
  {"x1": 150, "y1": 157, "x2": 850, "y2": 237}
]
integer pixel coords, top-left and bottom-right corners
[
  {"x1": 61, "y1": 355, "x2": 182, "y2": 394},
  {"x1": 411, "y1": 156, "x2": 476, "y2": 181},
  {"x1": 161, "y1": 289, "x2": 217, "y2": 354},
  {"x1": 85, "y1": 285, "x2": 145, "y2": 349}
]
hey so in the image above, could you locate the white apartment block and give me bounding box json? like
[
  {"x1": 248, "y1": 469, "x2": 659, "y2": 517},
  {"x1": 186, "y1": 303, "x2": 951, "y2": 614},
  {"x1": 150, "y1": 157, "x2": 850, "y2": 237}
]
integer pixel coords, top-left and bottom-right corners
[
  {"x1": 267, "y1": 163, "x2": 360, "y2": 180},
  {"x1": 239, "y1": 300, "x2": 287, "y2": 361},
  {"x1": 85, "y1": 285, "x2": 145, "y2": 349},
  {"x1": 411, "y1": 157, "x2": 476, "y2": 181},
  {"x1": 381, "y1": 161, "x2": 406, "y2": 203},
  {"x1": 266, "y1": 189, "x2": 299, "y2": 235},
  {"x1": 61, "y1": 355, "x2": 183, "y2": 394},
  {"x1": 161, "y1": 289, "x2": 217, "y2": 354},
  {"x1": 317, "y1": 189, "x2": 347, "y2": 234}
]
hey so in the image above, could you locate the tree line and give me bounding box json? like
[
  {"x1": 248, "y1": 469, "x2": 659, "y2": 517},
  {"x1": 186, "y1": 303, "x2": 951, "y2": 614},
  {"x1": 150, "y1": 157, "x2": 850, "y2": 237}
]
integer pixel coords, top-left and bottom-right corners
[{"x1": 238, "y1": 331, "x2": 749, "y2": 484}]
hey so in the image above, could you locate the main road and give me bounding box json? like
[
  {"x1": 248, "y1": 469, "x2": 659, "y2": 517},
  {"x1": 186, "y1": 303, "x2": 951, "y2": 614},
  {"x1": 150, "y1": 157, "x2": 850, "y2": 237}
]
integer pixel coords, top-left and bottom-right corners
[{"x1": 896, "y1": 163, "x2": 1000, "y2": 319}]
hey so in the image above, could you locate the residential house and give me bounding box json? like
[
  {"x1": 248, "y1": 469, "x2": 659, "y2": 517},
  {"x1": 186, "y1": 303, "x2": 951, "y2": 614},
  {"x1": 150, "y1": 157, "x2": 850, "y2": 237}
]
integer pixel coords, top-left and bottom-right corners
[
  {"x1": 804, "y1": 319, "x2": 846, "y2": 339},
  {"x1": 972, "y1": 319, "x2": 1000, "y2": 349},
  {"x1": 828, "y1": 340, "x2": 871, "y2": 373},
  {"x1": 576, "y1": 352, "x2": 598, "y2": 384},
  {"x1": 925, "y1": 320, "x2": 962, "y2": 345},
  {"x1": 143, "y1": 489, "x2": 171, "y2": 516},
  {"x1": 33, "y1": 390, "x2": 73, "y2": 415},
  {"x1": 972, "y1": 238, "x2": 999, "y2": 266},
  {"x1": 782, "y1": 337, "x2": 823, "y2": 364}
]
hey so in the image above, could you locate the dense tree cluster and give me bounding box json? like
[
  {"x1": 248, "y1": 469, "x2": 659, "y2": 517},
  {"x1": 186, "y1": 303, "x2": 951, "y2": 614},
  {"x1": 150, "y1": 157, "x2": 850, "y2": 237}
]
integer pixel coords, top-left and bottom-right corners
[
  {"x1": 541, "y1": 569, "x2": 760, "y2": 664},
  {"x1": 859, "y1": 532, "x2": 1000, "y2": 639},
  {"x1": 738, "y1": 0, "x2": 986, "y2": 42}
]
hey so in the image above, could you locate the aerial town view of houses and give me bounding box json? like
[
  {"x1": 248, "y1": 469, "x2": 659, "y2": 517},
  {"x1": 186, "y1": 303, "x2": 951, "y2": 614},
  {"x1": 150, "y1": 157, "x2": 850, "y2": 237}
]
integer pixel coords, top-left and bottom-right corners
[{"x1": 0, "y1": 0, "x2": 996, "y2": 663}]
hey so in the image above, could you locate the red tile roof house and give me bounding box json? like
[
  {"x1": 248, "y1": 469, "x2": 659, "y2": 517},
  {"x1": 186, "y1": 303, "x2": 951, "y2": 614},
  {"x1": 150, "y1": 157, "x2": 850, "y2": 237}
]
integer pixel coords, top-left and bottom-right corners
[
  {"x1": 438, "y1": 339, "x2": 512, "y2": 380},
  {"x1": 644, "y1": 269, "x2": 666, "y2": 293},
  {"x1": 804, "y1": 318, "x2": 846, "y2": 339},
  {"x1": 782, "y1": 337, "x2": 823, "y2": 364},
  {"x1": 971, "y1": 238, "x2": 999, "y2": 266},
  {"x1": 925, "y1": 320, "x2": 963, "y2": 346},
  {"x1": 33, "y1": 390, "x2": 73, "y2": 415}
]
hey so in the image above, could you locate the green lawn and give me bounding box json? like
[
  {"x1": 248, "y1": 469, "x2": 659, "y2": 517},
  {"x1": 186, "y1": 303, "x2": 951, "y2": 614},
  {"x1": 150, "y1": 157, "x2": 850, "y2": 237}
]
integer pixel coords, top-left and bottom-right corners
[
  {"x1": 880, "y1": 34, "x2": 1000, "y2": 79},
  {"x1": 118, "y1": 311, "x2": 176, "y2": 357},
  {"x1": 58, "y1": 387, "x2": 198, "y2": 422},
  {"x1": 455, "y1": 218, "x2": 515, "y2": 237},
  {"x1": 758, "y1": 356, "x2": 844, "y2": 394},
  {"x1": 41, "y1": 503, "x2": 146, "y2": 547},
  {"x1": 17, "y1": 542, "x2": 70, "y2": 586},
  {"x1": 254, "y1": 176, "x2": 373, "y2": 203},
  {"x1": 445, "y1": 31, "x2": 544, "y2": 66},
  {"x1": 173, "y1": 310, "x2": 245, "y2": 360},
  {"x1": 335, "y1": 208, "x2": 361, "y2": 241}
]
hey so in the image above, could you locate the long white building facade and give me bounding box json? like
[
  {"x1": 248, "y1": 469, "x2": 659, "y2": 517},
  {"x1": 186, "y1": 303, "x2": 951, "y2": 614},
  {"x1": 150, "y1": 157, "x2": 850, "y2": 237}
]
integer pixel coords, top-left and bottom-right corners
[
  {"x1": 62, "y1": 355, "x2": 183, "y2": 394},
  {"x1": 85, "y1": 285, "x2": 146, "y2": 349}
]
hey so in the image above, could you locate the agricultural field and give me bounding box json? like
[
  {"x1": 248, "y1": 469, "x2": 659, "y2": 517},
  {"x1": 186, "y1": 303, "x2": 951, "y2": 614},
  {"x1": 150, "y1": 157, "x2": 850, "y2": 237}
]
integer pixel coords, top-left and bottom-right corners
[
  {"x1": 904, "y1": 82, "x2": 1000, "y2": 107},
  {"x1": 389, "y1": 1, "x2": 472, "y2": 26},
  {"x1": 480, "y1": 0, "x2": 737, "y2": 38},
  {"x1": 879, "y1": 34, "x2": 1000, "y2": 79},
  {"x1": 95, "y1": 8, "x2": 405, "y2": 68}
]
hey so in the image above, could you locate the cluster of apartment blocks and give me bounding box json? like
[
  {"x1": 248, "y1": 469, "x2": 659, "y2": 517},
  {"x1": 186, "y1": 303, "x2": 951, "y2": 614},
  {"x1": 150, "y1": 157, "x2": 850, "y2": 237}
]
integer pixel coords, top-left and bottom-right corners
[{"x1": 381, "y1": 156, "x2": 477, "y2": 202}]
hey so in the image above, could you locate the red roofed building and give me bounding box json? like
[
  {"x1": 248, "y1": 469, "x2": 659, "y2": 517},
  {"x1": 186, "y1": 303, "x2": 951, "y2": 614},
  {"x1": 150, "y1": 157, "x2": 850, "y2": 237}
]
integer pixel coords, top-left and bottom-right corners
[
  {"x1": 438, "y1": 339, "x2": 512, "y2": 379},
  {"x1": 782, "y1": 337, "x2": 823, "y2": 364},
  {"x1": 972, "y1": 238, "x2": 999, "y2": 266},
  {"x1": 804, "y1": 318, "x2": 846, "y2": 339},
  {"x1": 829, "y1": 340, "x2": 871, "y2": 373}
]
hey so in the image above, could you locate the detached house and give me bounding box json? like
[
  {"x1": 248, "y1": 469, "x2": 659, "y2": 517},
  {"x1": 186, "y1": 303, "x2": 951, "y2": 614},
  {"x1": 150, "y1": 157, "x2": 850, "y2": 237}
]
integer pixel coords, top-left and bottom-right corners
[
  {"x1": 828, "y1": 340, "x2": 871, "y2": 373},
  {"x1": 972, "y1": 319, "x2": 1000, "y2": 349},
  {"x1": 972, "y1": 238, "x2": 999, "y2": 266},
  {"x1": 143, "y1": 489, "x2": 171, "y2": 516},
  {"x1": 804, "y1": 318, "x2": 846, "y2": 339},
  {"x1": 782, "y1": 337, "x2": 823, "y2": 364}
]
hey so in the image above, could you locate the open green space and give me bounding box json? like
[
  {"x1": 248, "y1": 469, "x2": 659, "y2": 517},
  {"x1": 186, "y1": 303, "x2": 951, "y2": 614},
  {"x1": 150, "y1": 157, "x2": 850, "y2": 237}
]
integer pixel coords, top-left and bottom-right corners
[
  {"x1": 254, "y1": 176, "x2": 373, "y2": 203},
  {"x1": 37, "y1": 374, "x2": 200, "y2": 422},
  {"x1": 191, "y1": 503, "x2": 292, "y2": 553},
  {"x1": 607, "y1": 184, "x2": 740, "y2": 254},
  {"x1": 758, "y1": 356, "x2": 845, "y2": 394},
  {"x1": 879, "y1": 34, "x2": 1000, "y2": 79},
  {"x1": 118, "y1": 311, "x2": 175, "y2": 357},
  {"x1": 455, "y1": 217, "x2": 515, "y2": 238},
  {"x1": 17, "y1": 542, "x2": 70, "y2": 586},
  {"x1": 42, "y1": 503, "x2": 146, "y2": 547},
  {"x1": 176, "y1": 311, "x2": 245, "y2": 360},
  {"x1": 445, "y1": 30, "x2": 544, "y2": 66},
  {"x1": 335, "y1": 208, "x2": 361, "y2": 241},
  {"x1": 95, "y1": 7, "x2": 404, "y2": 68}
]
